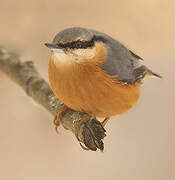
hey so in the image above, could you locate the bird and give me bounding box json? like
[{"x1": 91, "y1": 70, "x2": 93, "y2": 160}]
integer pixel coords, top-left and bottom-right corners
[{"x1": 45, "y1": 27, "x2": 161, "y2": 150}]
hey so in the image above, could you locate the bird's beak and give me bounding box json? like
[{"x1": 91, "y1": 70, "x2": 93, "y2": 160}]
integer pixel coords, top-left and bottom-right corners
[{"x1": 44, "y1": 43, "x2": 63, "y2": 49}]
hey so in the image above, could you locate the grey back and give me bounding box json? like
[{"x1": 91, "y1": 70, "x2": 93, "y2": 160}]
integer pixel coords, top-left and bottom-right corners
[{"x1": 89, "y1": 29, "x2": 146, "y2": 84}]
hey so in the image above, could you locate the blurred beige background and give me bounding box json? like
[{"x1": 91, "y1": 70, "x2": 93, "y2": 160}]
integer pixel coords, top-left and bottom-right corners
[{"x1": 0, "y1": 0, "x2": 174, "y2": 180}]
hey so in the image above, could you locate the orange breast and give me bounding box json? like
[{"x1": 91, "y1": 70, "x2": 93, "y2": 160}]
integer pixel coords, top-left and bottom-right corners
[{"x1": 48, "y1": 43, "x2": 141, "y2": 118}]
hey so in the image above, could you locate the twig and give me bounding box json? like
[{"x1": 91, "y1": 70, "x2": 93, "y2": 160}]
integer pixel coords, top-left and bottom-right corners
[{"x1": 0, "y1": 46, "x2": 106, "y2": 151}]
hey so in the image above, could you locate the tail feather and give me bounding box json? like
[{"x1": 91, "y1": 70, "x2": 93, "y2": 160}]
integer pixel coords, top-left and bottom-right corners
[
  {"x1": 147, "y1": 69, "x2": 162, "y2": 78},
  {"x1": 133, "y1": 65, "x2": 162, "y2": 83}
]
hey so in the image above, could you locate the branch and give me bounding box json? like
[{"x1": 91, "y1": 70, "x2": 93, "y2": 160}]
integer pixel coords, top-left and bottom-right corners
[{"x1": 0, "y1": 46, "x2": 106, "y2": 151}]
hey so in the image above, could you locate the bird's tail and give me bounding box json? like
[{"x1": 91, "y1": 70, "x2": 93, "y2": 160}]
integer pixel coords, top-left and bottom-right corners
[
  {"x1": 147, "y1": 69, "x2": 162, "y2": 79},
  {"x1": 133, "y1": 65, "x2": 162, "y2": 83}
]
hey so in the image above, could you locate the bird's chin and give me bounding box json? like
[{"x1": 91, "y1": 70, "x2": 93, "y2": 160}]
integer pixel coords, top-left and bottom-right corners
[
  {"x1": 51, "y1": 48, "x2": 64, "y2": 53},
  {"x1": 51, "y1": 46, "x2": 96, "y2": 63},
  {"x1": 51, "y1": 51, "x2": 72, "y2": 62}
]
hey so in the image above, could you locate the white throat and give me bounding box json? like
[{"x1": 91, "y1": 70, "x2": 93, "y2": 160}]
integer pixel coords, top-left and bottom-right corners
[{"x1": 51, "y1": 47, "x2": 96, "y2": 64}]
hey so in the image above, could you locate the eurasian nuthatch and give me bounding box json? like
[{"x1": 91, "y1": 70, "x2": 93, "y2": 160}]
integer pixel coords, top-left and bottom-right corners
[{"x1": 45, "y1": 27, "x2": 161, "y2": 149}]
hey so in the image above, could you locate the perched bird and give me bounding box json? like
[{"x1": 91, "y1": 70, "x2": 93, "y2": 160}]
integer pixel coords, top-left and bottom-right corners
[{"x1": 45, "y1": 27, "x2": 161, "y2": 149}]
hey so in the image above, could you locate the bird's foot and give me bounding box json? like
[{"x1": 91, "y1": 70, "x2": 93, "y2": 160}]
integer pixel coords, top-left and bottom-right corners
[
  {"x1": 53, "y1": 105, "x2": 68, "y2": 133},
  {"x1": 76, "y1": 115, "x2": 106, "y2": 151},
  {"x1": 101, "y1": 117, "x2": 110, "y2": 127}
]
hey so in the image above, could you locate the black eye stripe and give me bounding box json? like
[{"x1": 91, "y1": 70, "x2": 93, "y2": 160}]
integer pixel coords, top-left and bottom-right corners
[
  {"x1": 56, "y1": 35, "x2": 107, "y2": 49},
  {"x1": 57, "y1": 40, "x2": 94, "y2": 49}
]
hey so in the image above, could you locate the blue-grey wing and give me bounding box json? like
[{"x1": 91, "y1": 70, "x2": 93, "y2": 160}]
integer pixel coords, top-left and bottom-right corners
[{"x1": 89, "y1": 29, "x2": 149, "y2": 84}]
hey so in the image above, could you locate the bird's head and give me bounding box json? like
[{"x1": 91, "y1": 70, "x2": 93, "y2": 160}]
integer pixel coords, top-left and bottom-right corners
[{"x1": 45, "y1": 27, "x2": 106, "y2": 63}]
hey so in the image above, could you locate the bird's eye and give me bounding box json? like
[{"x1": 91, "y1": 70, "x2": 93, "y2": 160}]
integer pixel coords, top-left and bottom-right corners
[{"x1": 75, "y1": 41, "x2": 83, "y2": 48}]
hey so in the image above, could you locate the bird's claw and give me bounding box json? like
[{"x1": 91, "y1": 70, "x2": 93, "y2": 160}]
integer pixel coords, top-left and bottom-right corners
[
  {"x1": 53, "y1": 105, "x2": 68, "y2": 133},
  {"x1": 101, "y1": 117, "x2": 110, "y2": 127},
  {"x1": 53, "y1": 116, "x2": 60, "y2": 134}
]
